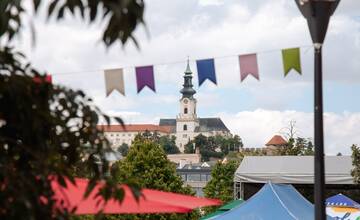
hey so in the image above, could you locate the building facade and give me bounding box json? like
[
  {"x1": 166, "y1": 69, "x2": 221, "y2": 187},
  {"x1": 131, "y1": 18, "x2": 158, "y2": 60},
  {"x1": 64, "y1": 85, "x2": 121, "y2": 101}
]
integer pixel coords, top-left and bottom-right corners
[
  {"x1": 159, "y1": 62, "x2": 231, "y2": 152},
  {"x1": 176, "y1": 162, "x2": 213, "y2": 197},
  {"x1": 97, "y1": 124, "x2": 171, "y2": 149}
]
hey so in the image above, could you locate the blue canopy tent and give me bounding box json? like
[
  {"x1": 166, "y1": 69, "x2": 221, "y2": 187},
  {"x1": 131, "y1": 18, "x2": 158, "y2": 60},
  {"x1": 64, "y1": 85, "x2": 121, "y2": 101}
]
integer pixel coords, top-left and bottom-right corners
[
  {"x1": 326, "y1": 193, "x2": 360, "y2": 209},
  {"x1": 213, "y1": 182, "x2": 333, "y2": 220}
]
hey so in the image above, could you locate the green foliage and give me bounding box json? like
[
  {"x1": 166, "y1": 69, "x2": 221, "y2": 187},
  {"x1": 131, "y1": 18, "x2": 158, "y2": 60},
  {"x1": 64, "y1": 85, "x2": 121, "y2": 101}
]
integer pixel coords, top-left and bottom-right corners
[
  {"x1": 117, "y1": 143, "x2": 129, "y2": 156},
  {"x1": 203, "y1": 161, "x2": 239, "y2": 213},
  {"x1": 351, "y1": 144, "x2": 360, "y2": 184},
  {"x1": 1, "y1": 0, "x2": 144, "y2": 219},
  {"x1": 0, "y1": 72, "x2": 129, "y2": 219},
  {"x1": 0, "y1": 0, "x2": 145, "y2": 47},
  {"x1": 184, "y1": 141, "x2": 195, "y2": 154},
  {"x1": 276, "y1": 137, "x2": 314, "y2": 156},
  {"x1": 110, "y1": 135, "x2": 199, "y2": 220},
  {"x1": 159, "y1": 135, "x2": 180, "y2": 154},
  {"x1": 213, "y1": 134, "x2": 243, "y2": 155},
  {"x1": 184, "y1": 134, "x2": 243, "y2": 161},
  {"x1": 134, "y1": 131, "x2": 180, "y2": 155}
]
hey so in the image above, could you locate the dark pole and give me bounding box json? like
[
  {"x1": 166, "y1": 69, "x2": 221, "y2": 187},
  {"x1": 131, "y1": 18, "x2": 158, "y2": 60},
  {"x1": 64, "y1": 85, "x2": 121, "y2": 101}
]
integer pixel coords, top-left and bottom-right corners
[
  {"x1": 314, "y1": 44, "x2": 325, "y2": 219},
  {"x1": 295, "y1": 1, "x2": 340, "y2": 219}
]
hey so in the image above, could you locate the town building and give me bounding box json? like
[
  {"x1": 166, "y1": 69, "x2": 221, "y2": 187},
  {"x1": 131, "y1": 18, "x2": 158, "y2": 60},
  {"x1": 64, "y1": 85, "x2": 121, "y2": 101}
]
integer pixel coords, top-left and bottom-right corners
[
  {"x1": 97, "y1": 124, "x2": 171, "y2": 149},
  {"x1": 159, "y1": 62, "x2": 231, "y2": 152},
  {"x1": 176, "y1": 161, "x2": 216, "y2": 197},
  {"x1": 264, "y1": 135, "x2": 288, "y2": 155}
]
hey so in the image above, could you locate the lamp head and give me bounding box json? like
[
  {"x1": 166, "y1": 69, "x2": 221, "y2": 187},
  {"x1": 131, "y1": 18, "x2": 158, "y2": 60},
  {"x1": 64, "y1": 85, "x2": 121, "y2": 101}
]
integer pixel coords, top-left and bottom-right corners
[{"x1": 295, "y1": 0, "x2": 340, "y2": 44}]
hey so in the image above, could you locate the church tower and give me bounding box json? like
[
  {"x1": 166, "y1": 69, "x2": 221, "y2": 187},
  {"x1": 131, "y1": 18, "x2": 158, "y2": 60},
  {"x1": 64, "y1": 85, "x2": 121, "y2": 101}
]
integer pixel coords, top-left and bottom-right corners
[{"x1": 176, "y1": 61, "x2": 199, "y2": 152}]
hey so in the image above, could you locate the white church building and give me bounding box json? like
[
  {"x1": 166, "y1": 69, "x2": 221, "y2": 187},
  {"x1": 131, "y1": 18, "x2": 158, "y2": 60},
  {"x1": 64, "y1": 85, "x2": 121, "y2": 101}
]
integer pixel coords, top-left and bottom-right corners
[{"x1": 159, "y1": 62, "x2": 231, "y2": 152}]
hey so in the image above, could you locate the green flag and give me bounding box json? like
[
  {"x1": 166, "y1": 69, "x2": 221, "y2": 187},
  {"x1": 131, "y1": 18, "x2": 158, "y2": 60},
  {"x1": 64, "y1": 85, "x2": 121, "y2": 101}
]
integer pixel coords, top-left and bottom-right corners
[{"x1": 282, "y1": 48, "x2": 301, "y2": 76}]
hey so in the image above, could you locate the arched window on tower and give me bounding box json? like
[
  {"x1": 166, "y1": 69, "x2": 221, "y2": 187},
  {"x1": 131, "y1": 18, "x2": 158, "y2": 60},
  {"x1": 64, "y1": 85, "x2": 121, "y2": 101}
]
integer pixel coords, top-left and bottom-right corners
[
  {"x1": 184, "y1": 107, "x2": 188, "y2": 114},
  {"x1": 183, "y1": 124, "x2": 187, "y2": 131}
]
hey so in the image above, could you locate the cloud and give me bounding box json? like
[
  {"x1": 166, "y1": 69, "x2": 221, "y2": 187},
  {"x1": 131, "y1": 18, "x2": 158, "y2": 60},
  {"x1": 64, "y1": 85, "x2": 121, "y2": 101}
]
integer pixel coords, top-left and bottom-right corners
[
  {"x1": 10, "y1": 0, "x2": 360, "y2": 155},
  {"x1": 217, "y1": 110, "x2": 360, "y2": 155},
  {"x1": 198, "y1": 0, "x2": 225, "y2": 7}
]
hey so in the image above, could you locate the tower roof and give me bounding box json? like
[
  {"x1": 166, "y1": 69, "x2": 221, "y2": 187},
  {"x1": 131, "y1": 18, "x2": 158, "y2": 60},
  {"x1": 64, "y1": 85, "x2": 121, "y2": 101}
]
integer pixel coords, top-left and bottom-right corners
[
  {"x1": 180, "y1": 60, "x2": 196, "y2": 99},
  {"x1": 265, "y1": 135, "x2": 287, "y2": 146}
]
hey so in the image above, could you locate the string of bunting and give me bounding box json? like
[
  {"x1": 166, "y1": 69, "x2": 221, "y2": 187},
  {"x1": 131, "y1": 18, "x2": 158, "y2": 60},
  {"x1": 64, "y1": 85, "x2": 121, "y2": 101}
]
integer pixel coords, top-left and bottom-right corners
[{"x1": 52, "y1": 46, "x2": 309, "y2": 97}]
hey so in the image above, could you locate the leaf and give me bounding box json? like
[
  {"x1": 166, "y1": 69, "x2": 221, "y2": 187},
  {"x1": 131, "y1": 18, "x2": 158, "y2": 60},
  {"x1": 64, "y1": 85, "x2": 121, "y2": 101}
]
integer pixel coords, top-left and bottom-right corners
[
  {"x1": 33, "y1": 0, "x2": 41, "y2": 12},
  {"x1": 84, "y1": 178, "x2": 97, "y2": 199},
  {"x1": 47, "y1": 0, "x2": 58, "y2": 17},
  {"x1": 57, "y1": 5, "x2": 65, "y2": 20}
]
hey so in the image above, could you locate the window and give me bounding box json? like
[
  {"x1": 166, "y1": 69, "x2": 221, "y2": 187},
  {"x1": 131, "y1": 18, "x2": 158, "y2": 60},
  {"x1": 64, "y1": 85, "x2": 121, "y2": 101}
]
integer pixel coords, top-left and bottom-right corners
[
  {"x1": 184, "y1": 107, "x2": 188, "y2": 114},
  {"x1": 183, "y1": 134, "x2": 187, "y2": 138},
  {"x1": 201, "y1": 174, "x2": 208, "y2": 182},
  {"x1": 187, "y1": 174, "x2": 201, "y2": 182},
  {"x1": 183, "y1": 124, "x2": 187, "y2": 131}
]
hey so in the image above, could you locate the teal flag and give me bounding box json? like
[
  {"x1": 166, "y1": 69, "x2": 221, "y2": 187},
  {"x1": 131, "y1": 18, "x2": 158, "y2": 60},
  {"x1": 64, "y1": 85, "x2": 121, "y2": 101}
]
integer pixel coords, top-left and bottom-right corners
[{"x1": 282, "y1": 48, "x2": 301, "y2": 76}]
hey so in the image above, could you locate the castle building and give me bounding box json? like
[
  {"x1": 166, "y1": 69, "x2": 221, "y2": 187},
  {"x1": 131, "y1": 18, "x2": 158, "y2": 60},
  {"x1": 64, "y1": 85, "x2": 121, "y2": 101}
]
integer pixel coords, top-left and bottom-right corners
[
  {"x1": 159, "y1": 62, "x2": 230, "y2": 152},
  {"x1": 98, "y1": 124, "x2": 171, "y2": 149}
]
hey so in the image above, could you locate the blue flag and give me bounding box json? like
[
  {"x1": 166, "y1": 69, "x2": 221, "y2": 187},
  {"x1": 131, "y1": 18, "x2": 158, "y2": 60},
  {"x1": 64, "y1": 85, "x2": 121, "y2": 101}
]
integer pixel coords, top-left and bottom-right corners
[{"x1": 196, "y1": 58, "x2": 217, "y2": 86}]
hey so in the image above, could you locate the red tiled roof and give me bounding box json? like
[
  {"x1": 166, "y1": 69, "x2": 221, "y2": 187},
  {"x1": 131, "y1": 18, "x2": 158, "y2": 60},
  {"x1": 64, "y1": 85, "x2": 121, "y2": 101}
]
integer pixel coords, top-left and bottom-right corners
[
  {"x1": 97, "y1": 124, "x2": 172, "y2": 134},
  {"x1": 265, "y1": 135, "x2": 287, "y2": 146}
]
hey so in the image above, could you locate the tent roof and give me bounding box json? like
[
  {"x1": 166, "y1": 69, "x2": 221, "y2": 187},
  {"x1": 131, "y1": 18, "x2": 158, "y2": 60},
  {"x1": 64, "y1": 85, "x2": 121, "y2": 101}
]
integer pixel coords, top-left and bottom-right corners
[
  {"x1": 326, "y1": 193, "x2": 360, "y2": 208},
  {"x1": 213, "y1": 182, "x2": 332, "y2": 220},
  {"x1": 200, "y1": 200, "x2": 244, "y2": 220},
  {"x1": 234, "y1": 156, "x2": 353, "y2": 184},
  {"x1": 219, "y1": 199, "x2": 243, "y2": 210}
]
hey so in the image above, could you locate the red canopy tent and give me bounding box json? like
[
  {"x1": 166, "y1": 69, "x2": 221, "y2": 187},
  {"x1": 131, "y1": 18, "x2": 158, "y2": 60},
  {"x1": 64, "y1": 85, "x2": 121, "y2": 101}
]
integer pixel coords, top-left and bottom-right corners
[{"x1": 51, "y1": 177, "x2": 221, "y2": 214}]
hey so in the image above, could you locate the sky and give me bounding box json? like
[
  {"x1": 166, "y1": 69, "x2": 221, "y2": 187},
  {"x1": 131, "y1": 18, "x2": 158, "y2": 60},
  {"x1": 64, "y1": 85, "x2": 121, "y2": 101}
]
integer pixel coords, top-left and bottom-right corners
[{"x1": 15, "y1": 0, "x2": 360, "y2": 155}]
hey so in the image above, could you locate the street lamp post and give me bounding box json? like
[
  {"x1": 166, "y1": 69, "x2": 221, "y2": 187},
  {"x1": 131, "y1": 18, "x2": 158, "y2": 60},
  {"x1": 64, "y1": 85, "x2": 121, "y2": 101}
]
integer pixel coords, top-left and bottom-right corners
[{"x1": 295, "y1": 0, "x2": 340, "y2": 219}]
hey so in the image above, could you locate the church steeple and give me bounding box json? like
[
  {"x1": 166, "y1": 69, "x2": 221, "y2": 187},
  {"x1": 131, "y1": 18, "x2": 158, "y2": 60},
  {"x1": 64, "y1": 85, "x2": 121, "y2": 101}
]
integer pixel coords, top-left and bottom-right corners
[{"x1": 180, "y1": 60, "x2": 196, "y2": 99}]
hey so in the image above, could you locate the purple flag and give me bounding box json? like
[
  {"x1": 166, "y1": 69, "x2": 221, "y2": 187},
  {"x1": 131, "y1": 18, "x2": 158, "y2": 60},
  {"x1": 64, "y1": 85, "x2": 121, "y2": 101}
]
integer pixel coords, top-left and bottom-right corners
[
  {"x1": 239, "y1": 54, "x2": 259, "y2": 81},
  {"x1": 135, "y1": 65, "x2": 156, "y2": 93}
]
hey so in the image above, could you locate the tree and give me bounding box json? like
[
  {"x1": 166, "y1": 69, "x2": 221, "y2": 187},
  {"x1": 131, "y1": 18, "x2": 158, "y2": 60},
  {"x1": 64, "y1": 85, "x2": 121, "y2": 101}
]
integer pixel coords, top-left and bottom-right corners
[
  {"x1": 117, "y1": 143, "x2": 129, "y2": 156},
  {"x1": 112, "y1": 135, "x2": 199, "y2": 220},
  {"x1": 203, "y1": 160, "x2": 239, "y2": 213},
  {"x1": 184, "y1": 140, "x2": 194, "y2": 154},
  {"x1": 351, "y1": 144, "x2": 360, "y2": 184},
  {"x1": 1, "y1": 1, "x2": 145, "y2": 219},
  {"x1": 277, "y1": 137, "x2": 314, "y2": 156},
  {"x1": 159, "y1": 135, "x2": 180, "y2": 154},
  {"x1": 134, "y1": 131, "x2": 180, "y2": 154},
  {"x1": 280, "y1": 120, "x2": 298, "y2": 140},
  {"x1": 184, "y1": 134, "x2": 243, "y2": 161},
  {"x1": 215, "y1": 135, "x2": 243, "y2": 155}
]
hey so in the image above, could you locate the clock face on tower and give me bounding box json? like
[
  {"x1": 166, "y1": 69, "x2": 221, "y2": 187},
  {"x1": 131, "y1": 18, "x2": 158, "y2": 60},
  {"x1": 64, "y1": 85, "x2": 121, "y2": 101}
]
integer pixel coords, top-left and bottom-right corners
[{"x1": 183, "y1": 99, "x2": 188, "y2": 104}]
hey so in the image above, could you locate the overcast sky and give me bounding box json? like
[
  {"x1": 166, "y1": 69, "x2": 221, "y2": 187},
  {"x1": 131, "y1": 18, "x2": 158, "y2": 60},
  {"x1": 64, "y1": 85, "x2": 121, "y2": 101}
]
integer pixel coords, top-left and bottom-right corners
[{"x1": 17, "y1": 0, "x2": 360, "y2": 154}]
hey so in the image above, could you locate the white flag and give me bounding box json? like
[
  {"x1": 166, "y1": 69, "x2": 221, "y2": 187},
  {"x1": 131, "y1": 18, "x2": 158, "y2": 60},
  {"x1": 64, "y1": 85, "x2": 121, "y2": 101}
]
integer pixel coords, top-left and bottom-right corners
[{"x1": 104, "y1": 68, "x2": 125, "y2": 96}]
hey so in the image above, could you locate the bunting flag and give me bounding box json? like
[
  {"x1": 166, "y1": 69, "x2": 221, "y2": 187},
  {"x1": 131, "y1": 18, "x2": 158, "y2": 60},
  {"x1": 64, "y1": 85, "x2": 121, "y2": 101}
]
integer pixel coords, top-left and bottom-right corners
[
  {"x1": 135, "y1": 65, "x2": 156, "y2": 93},
  {"x1": 239, "y1": 54, "x2": 259, "y2": 81},
  {"x1": 45, "y1": 74, "x2": 52, "y2": 83},
  {"x1": 196, "y1": 58, "x2": 217, "y2": 86},
  {"x1": 282, "y1": 48, "x2": 302, "y2": 76},
  {"x1": 50, "y1": 45, "x2": 309, "y2": 97},
  {"x1": 104, "y1": 68, "x2": 125, "y2": 96},
  {"x1": 33, "y1": 74, "x2": 52, "y2": 84}
]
